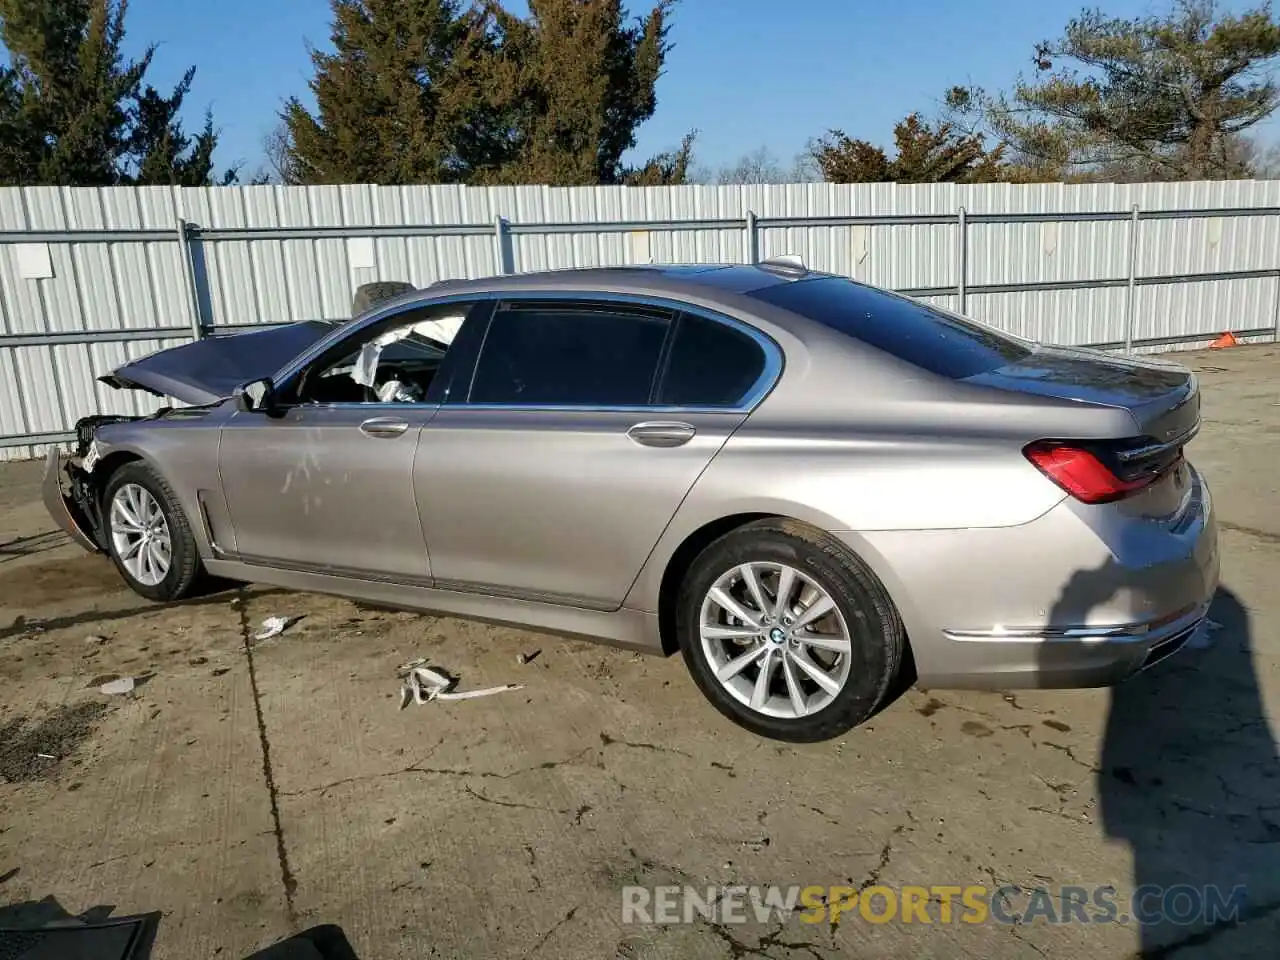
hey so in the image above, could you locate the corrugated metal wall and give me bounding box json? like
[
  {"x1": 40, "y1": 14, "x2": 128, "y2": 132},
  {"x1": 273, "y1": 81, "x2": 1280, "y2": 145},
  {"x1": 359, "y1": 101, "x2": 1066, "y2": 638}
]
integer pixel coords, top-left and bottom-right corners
[{"x1": 2, "y1": 179, "x2": 1279, "y2": 459}]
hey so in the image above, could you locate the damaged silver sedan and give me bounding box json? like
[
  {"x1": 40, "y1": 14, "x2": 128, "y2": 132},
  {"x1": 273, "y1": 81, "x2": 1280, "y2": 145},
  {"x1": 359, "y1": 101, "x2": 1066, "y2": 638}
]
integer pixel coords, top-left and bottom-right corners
[{"x1": 45, "y1": 263, "x2": 1218, "y2": 741}]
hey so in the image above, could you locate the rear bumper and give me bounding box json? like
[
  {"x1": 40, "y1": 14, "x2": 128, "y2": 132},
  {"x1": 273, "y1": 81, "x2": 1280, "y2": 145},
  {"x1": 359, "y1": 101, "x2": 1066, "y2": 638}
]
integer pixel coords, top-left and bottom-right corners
[
  {"x1": 42, "y1": 449, "x2": 100, "y2": 553},
  {"x1": 851, "y1": 463, "x2": 1220, "y2": 689},
  {"x1": 927, "y1": 601, "x2": 1215, "y2": 688}
]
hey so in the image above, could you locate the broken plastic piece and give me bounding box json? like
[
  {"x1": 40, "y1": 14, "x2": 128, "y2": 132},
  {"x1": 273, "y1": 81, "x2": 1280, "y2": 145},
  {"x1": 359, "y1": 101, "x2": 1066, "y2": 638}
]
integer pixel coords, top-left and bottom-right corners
[
  {"x1": 253, "y1": 616, "x2": 299, "y2": 642},
  {"x1": 100, "y1": 677, "x2": 135, "y2": 695},
  {"x1": 398, "y1": 663, "x2": 523, "y2": 709},
  {"x1": 81, "y1": 439, "x2": 102, "y2": 473}
]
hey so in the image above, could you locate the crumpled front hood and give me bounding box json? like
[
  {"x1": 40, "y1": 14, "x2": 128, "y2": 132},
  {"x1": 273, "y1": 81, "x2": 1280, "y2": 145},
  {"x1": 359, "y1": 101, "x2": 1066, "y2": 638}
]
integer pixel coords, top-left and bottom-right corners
[{"x1": 100, "y1": 320, "x2": 338, "y2": 404}]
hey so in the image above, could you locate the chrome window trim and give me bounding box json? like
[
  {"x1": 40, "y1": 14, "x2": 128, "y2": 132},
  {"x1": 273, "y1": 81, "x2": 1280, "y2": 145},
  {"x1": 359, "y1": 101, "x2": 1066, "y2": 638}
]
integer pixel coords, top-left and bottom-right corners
[
  {"x1": 269, "y1": 289, "x2": 785, "y2": 416},
  {"x1": 256, "y1": 401, "x2": 752, "y2": 416},
  {"x1": 258, "y1": 401, "x2": 442, "y2": 413},
  {"x1": 445, "y1": 403, "x2": 752, "y2": 415}
]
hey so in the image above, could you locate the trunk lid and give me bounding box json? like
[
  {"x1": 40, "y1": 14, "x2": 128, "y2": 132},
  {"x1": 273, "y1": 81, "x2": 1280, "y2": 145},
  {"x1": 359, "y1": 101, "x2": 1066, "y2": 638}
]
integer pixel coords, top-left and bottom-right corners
[
  {"x1": 101, "y1": 320, "x2": 337, "y2": 404},
  {"x1": 968, "y1": 344, "x2": 1200, "y2": 520},
  {"x1": 964, "y1": 342, "x2": 1199, "y2": 444}
]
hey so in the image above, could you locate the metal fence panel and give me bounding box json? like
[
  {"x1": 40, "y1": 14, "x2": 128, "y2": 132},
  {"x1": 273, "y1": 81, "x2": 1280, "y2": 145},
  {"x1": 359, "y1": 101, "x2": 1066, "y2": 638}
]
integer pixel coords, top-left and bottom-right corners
[
  {"x1": 967, "y1": 288, "x2": 1131, "y2": 346},
  {"x1": 968, "y1": 220, "x2": 1131, "y2": 287},
  {"x1": 2, "y1": 180, "x2": 1279, "y2": 459},
  {"x1": 1135, "y1": 276, "x2": 1277, "y2": 345}
]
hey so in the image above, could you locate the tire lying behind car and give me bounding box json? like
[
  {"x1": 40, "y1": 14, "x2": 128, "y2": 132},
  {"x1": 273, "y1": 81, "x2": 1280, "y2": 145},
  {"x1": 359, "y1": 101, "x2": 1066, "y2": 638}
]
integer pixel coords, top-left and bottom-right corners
[{"x1": 352, "y1": 281, "x2": 417, "y2": 315}]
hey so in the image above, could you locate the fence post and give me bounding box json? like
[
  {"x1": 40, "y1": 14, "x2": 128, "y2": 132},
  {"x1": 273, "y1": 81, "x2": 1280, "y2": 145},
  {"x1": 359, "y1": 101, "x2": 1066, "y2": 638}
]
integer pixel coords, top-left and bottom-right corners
[
  {"x1": 745, "y1": 210, "x2": 758, "y2": 264},
  {"x1": 494, "y1": 216, "x2": 511, "y2": 275},
  {"x1": 1123, "y1": 204, "x2": 1141, "y2": 352},
  {"x1": 956, "y1": 206, "x2": 967, "y2": 314},
  {"x1": 1273, "y1": 268, "x2": 1280, "y2": 343},
  {"x1": 176, "y1": 218, "x2": 204, "y2": 340}
]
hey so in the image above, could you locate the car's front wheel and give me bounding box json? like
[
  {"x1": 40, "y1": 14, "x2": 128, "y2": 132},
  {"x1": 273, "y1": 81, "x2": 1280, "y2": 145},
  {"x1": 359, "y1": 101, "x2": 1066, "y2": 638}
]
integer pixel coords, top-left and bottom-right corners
[
  {"x1": 103, "y1": 461, "x2": 204, "y2": 602},
  {"x1": 677, "y1": 519, "x2": 906, "y2": 742}
]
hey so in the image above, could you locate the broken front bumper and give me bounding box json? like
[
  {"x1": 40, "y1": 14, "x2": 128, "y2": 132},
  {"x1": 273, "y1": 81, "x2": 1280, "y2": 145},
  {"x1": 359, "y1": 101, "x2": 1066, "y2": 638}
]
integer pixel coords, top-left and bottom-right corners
[{"x1": 42, "y1": 448, "x2": 101, "y2": 554}]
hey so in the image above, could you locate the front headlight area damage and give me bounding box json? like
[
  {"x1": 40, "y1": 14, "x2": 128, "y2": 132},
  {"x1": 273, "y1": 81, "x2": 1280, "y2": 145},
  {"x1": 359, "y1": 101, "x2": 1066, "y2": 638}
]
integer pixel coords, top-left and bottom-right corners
[{"x1": 42, "y1": 414, "x2": 148, "y2": 553}]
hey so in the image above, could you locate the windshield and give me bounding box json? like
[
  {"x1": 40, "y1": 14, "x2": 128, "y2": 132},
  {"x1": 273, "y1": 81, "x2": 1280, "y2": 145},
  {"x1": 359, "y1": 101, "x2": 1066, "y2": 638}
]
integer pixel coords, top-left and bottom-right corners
[{"x1": 749, "y1": 276, "x2": 1033, "y2": 379}]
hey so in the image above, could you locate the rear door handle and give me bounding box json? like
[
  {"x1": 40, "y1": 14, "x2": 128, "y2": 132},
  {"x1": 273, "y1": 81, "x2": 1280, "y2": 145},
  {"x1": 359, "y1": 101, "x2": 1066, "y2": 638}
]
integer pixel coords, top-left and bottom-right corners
[
  {"x1": 360, "y1": 417, "x2": 410, "y2": 439},
  {"x1": 627, "y1": 421, "x2": 696, "y2": 448}
]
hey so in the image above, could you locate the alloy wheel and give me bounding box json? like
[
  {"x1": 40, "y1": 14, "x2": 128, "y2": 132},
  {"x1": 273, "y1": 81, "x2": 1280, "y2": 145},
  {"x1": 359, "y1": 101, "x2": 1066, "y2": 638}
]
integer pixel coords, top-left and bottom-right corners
[
  {"x1": 699, "y1": 561, "x2": 852, "y2": 719},
  {"x1": 109, "y1": 483, "x2": 172, "y2": 587}
]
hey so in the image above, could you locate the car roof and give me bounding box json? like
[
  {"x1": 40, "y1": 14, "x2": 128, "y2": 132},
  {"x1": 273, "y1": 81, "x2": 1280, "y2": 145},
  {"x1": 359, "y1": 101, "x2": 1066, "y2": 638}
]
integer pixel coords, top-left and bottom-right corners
[{"x1": 408, "y1": 262, "x2": 818, "y2": 306}]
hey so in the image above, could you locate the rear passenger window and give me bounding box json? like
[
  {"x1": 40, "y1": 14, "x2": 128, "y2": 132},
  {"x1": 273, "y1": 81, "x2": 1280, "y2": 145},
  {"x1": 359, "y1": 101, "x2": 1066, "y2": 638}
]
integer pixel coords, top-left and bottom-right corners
[
  {"x1": 469, "y1": 303, "x2": 671, "y2": 406},
  {"x1": 658, "y1": 313, "x2": 767, "y2": 407},
  {"x1": 749, "y1": 276, "x2": 1030, "y2": 379}
]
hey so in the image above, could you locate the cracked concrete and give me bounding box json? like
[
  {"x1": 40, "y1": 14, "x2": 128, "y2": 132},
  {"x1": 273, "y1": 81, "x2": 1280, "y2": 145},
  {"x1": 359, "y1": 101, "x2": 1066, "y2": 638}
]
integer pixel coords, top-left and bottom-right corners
[
  {"x1": 236, "y1": 586, "x2": 299, "y2": 929},
  {"x1": 0, "y1": 344, "x2": 1278, "y2": 958}
]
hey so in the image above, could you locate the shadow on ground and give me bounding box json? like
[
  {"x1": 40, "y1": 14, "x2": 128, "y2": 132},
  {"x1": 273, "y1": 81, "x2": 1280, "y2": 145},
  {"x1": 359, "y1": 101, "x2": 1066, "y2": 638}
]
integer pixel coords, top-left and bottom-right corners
[
  {"x1": 0, "y1": 531, "x2": 68, "y2": 564},
  {"x1": 1099, "y1": 587, "x2": 1280, "y2": 955}
]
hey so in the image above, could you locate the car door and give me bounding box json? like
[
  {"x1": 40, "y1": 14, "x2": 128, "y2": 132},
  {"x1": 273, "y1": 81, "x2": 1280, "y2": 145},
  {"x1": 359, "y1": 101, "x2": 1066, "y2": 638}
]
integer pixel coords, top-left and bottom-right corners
[
  {"x1": 414, "y1": 297, "x2": 780, "y2": 609},
  {"x1": 217, "y1": 300, "x2": 483, "y2": 582}
]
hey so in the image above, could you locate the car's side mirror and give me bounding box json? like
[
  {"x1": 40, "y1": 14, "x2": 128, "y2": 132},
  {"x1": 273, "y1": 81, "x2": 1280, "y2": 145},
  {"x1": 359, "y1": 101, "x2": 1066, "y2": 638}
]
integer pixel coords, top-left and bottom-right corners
[{"x1": 234, "y1": 377, "x2": 275, "y2": 413}]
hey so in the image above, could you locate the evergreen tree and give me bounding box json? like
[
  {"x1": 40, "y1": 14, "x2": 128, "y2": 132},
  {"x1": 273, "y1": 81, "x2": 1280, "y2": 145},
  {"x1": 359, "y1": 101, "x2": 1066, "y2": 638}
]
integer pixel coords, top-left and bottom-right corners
[
  {"x1": 283, "y1": 0, "x2": 497, "y2": 184},
  {"x1": 130, "y1": 70, "x2": 232, "y2": 186},
  {"x1": 810, "y1": 113, "x2": 1018, "y2": 184},
  {"x1": 473, "y1": 0, "x2": 689, "y2": 185},
  {"x1": 0, "y1": 0, "x2": 231, "y2": 186},
  {"x1": 284, "y1": 0, "x2": 691, "y2": 185},
  {"x1": 947, "y1": 0, "x2": 1280, "y2": 181}
]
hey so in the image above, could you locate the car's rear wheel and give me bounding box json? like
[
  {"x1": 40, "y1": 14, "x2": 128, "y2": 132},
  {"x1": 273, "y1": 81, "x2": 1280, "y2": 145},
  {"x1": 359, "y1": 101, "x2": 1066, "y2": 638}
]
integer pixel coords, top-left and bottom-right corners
[
  {"x1": 677, "y1": 519, "x2": 905, "y2": 742},
  {"x1": 103, "y1": 461, "x2": 204, "y2": 602}
]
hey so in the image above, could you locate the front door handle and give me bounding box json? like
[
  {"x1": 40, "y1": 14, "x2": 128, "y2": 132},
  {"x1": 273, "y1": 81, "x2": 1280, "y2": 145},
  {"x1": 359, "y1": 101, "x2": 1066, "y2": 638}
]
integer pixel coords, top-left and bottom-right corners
[
  {"x1": 360, "y1": 417, "x2": 410, "y2": 439},
  {"x1": 627, "y1": 421, "x2": 696, "y2": 448}
]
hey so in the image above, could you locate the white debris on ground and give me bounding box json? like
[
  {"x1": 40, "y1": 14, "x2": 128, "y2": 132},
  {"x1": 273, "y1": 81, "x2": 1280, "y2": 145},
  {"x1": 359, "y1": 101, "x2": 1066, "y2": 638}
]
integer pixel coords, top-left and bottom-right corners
[
  {"x1": 397, "y1": 659, "x2": 524, "y2": 709},
  {"x1": 253, "y1": 616, "x2": 301, "y2": 642},
  {"x1": 99, "y1": 677, "x2": 135, "y2": 695}
]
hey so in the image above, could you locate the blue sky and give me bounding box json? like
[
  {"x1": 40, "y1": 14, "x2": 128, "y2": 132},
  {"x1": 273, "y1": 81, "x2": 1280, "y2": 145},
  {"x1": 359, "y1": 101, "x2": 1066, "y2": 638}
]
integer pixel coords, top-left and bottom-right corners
[{"x1": 121, "y1": 0, "x2": 1263, "y2": 177}]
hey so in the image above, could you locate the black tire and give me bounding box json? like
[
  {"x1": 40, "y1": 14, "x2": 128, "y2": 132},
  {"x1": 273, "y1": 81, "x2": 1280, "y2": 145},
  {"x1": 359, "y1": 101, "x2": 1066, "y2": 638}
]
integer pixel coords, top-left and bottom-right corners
[
  {"x1": 677, "y1": 519, "x2": 905, "y2": 742},
  {"x1": 352, "y1": 280, "x2": 416, "y2": 315},
  {"x1": 102, "y1": 461, "x2": 205, "y2": 602}
]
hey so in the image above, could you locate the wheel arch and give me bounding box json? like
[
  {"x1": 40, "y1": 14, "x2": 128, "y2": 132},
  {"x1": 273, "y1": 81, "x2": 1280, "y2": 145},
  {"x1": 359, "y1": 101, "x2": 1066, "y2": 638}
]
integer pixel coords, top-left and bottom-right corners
[
  {"x1": 93, "y1": 450, "x2": 209, "y2": 600},
  {"x1": 95, "y1": 451, "x2": 145, "y2": 497},
  {"x1": 655, "y1": 512, "x2": 774, "y2": 655},
  {"x1": 650, "y1": 509, "x2": 916, "y2": 658},
  {"x1": 61, "y1": 449, "x2": 146, "y2": 551}
]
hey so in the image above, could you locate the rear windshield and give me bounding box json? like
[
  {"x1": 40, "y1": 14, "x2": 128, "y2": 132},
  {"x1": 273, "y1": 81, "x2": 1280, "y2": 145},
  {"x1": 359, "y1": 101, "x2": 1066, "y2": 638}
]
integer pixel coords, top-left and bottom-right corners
[{"x1": 749, "y1": 276, "x2": 1032, "y2": 378}]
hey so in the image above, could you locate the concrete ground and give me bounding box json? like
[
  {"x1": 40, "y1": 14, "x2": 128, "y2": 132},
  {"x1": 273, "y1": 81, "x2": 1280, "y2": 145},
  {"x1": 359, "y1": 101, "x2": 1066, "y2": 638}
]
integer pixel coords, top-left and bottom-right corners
[{"x1": 1, "y1": 344, "x2": 1278, "y2": 960}]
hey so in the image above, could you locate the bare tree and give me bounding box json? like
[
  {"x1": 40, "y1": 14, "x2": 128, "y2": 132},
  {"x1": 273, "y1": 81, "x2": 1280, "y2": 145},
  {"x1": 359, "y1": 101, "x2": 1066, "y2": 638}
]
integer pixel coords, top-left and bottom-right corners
[
  {"x1": 1236, "y1": 135, "x2": 1280, "y2": 177},
  {"x1": 692, "y1": 146, "x2": 819, "y2": 185},
  {"x1": 260, "y1": 121, "x2": 295, "y2": 184}
]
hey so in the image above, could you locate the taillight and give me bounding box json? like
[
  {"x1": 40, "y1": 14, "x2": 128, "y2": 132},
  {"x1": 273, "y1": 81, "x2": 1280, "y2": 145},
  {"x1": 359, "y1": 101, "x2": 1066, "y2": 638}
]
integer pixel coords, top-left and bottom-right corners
[{"x1": 1023, "y1": 440, "x2": 1157, "y2": 504}]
